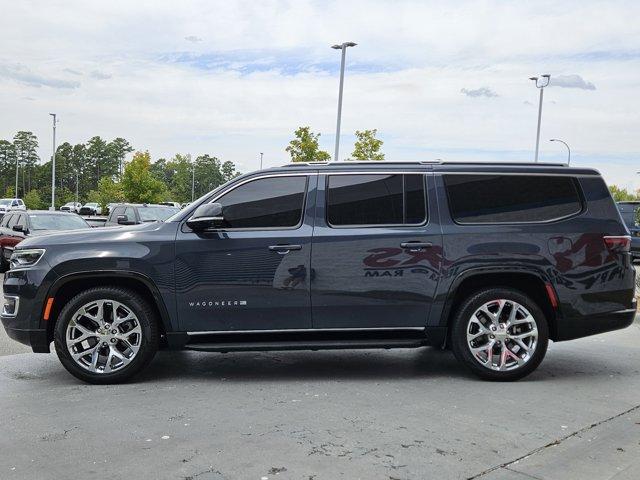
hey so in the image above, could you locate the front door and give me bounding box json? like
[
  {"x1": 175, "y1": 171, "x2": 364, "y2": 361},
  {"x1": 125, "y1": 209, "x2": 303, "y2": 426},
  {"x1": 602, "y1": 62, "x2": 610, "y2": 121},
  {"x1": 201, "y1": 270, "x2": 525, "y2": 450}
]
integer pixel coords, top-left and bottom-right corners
[
  {"x1": 175, "y1": 173, "x2": 317, "y2": 332},
  {"x1": 311, "y1": 172, "x2": 442, "y2": 328}
]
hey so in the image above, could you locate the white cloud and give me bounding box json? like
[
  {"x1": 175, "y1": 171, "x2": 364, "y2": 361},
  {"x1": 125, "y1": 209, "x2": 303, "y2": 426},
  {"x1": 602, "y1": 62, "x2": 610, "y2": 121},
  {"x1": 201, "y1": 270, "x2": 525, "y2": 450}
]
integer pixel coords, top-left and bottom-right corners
[
  {"x1": 184, "y1": 35, "x2": 203, "y2": 43},
  {"x1": 89, "y1": 70, "x2": 112, "y2": 80},
  {"x1": 551, "y1": 74, "x2": 596, "y2": 90},
  {"x1": 0, "y1": 63, "x2": 80, "y2": 89},
  {"x1": 461, "y1": 87, "x2": 498, "y2": 98}
]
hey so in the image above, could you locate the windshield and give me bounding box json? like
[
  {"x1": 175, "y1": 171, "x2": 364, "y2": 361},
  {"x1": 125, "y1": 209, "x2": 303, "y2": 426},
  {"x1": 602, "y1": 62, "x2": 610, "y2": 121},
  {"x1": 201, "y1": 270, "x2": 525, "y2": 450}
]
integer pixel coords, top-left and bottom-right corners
[
  {"x1": 29, "y1": 214, "x2": 90, "y2": 231},
  {"x1": 0, "y1": 199, "x2": 12, "y2": 206},
  {"x1": 138, "y1": 206, "x2": 180, "y2": 222}
]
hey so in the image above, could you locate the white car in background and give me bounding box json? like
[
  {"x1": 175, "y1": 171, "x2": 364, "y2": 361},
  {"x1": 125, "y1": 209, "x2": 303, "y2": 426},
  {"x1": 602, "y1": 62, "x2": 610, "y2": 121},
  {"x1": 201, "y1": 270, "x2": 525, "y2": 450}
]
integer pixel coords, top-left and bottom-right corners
[
  {"x1": 0, "y1": 198, "x2": 26, "y2": 215},
  {"x1": 79, "y1": 203, "x2": 102, "y2": 215},
  {"x1": 60, "y1": 202, "x2": 82, "y2": 213}
]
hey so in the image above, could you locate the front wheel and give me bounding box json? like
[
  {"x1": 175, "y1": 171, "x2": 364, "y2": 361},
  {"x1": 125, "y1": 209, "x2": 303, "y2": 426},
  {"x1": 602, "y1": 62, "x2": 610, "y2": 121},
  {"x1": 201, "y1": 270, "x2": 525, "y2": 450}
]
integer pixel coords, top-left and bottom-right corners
[
  {"x1": 451, "y1": 288, "x2": 549, "y2": 381},
  {"x1": 54, "y1": 286, "x2": 159, "y2": 384}
]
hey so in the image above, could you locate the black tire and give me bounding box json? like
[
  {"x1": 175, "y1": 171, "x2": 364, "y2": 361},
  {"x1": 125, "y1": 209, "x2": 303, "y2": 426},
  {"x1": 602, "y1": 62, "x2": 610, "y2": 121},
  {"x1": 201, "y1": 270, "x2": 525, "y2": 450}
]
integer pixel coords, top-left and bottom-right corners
[
  {"x1": 0, "y1": 248, "x2": 8, "y2": 273},
  {"x1": 54, "y1": 286, "x2": 159, "y2": 384},
  {"x1": 450, "y1": 287, "x2": 549, "y2": 381}
]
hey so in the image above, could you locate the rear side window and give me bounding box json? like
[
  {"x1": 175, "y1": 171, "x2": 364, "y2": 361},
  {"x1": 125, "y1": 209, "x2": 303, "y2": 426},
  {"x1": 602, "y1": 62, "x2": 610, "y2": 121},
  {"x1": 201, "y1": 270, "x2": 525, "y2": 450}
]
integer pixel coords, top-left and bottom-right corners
[
  {"x1": 327, "y1": 174, "x2": 427, "y2": 226},
  {"x1": 444, "y1": 174, "x2": 582, "y2": 224},
  {"x1": 216, "y1": 176, "x2": 308, "y2": 229},
  {"x1": 1, "y1": 214, "x2": 13, "y2": 227}
]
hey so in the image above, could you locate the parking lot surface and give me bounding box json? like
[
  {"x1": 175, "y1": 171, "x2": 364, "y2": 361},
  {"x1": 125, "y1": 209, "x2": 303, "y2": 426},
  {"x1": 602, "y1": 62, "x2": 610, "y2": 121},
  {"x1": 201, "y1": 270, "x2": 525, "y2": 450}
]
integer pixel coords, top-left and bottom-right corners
[{"x1": 1, "y1": 273, "x2": 639, "y2": 479}]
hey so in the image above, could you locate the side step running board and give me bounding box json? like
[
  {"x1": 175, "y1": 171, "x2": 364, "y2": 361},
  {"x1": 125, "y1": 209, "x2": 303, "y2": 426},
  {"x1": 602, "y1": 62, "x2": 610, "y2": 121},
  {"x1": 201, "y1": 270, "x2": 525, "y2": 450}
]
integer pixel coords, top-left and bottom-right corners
[{"x1": 184, "y1": 338, "x2": 425, "y2": 353}]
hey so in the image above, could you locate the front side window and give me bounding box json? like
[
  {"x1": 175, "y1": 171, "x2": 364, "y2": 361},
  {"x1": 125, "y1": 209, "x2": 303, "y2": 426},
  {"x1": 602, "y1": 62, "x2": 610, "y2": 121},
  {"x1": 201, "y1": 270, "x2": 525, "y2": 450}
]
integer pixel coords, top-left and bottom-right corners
[
  {"x1": 215, "y1": 176, "x2": 307, "y2": 229},
  {"x1": 443, "y1": 174, "x2": 583, "y2": 224},
  {"x1": 326, "y1": 174, "x2": 427, "y2": 226}
]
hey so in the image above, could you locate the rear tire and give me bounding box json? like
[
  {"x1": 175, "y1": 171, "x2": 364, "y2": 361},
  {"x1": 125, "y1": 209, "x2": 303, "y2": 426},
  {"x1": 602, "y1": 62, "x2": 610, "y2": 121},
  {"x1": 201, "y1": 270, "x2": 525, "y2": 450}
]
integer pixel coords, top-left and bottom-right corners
[
  {"x1": 451, "y1": 287, "x2": 549, "y2": 381},
  {"x1": 54, "y1": 286, "x2": 159, "y2": 384}
]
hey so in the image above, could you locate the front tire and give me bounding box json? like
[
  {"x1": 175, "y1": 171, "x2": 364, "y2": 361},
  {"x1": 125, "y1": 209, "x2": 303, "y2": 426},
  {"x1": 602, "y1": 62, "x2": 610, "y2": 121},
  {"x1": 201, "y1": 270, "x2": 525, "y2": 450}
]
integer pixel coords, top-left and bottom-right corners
[
  {"x1": 451, "y1": 287, "x2": 549, "y2": 381},
  {"x1": 54, "y1": 287, "x2": 159, "y2": 384}
]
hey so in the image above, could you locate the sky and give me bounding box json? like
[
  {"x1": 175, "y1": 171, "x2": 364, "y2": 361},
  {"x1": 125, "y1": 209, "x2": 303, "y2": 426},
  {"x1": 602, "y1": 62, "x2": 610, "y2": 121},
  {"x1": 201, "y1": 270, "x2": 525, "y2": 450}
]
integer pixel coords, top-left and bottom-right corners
[{"x1": 1, "y1": 0, "x2": 639, "y2": 191}]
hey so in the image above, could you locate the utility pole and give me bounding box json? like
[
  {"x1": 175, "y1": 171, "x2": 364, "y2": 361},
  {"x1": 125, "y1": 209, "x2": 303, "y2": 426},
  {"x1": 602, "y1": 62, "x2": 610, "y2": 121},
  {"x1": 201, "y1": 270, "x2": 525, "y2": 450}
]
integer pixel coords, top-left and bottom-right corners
[
  {"x1": 260, "y1": 152, "x2": 264, "y2": 169},
  {"x1": 529, "y1": 75, "x2": 550, "y2": 163},
  {"x1": 49, "y1": 113, "x2": 57, "y2": 210},
  {"x1": 191, "y1": 159, "x2": 195, "y2": 202},
  {"x1": 331, "y1": 41, "x2": 357, "y2": 161},
  {"x1": 15, "y1": 146, "x2": 19, "y2": 198}
]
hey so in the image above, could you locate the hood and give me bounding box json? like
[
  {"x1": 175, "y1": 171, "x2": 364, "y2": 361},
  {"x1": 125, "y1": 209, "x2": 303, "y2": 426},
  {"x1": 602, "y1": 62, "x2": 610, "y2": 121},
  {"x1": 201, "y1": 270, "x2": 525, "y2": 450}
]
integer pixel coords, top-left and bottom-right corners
[{"x1": 17, "y1": 221, "x2": 176, "y2": 249}]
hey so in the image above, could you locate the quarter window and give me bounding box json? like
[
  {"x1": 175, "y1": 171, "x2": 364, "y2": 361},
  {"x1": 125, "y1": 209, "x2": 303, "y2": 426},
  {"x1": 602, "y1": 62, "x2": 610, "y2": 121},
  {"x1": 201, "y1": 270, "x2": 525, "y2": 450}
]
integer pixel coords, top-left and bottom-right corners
[
  {"x1": 215, "y1": 176, "x2": 307, "y2": 229},
  {"x1": 326, "y1": 174, "x2": 427, "y2": 226},
  {"x1": 444, "y1": 174, "x2": 583, "y2": 224}
]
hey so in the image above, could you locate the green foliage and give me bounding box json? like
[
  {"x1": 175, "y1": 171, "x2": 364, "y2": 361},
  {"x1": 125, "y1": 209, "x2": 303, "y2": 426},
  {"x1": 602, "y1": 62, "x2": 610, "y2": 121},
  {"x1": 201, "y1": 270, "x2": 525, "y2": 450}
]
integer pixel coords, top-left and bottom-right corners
[
  {"x1": 122, "y1": 151, "x2": 169, "y2": 203},
  {"x1": 24, "y1": 190, "x2": 44, "y2": 210},
  {"x1": 351, "y1": 129, "x2": 384, "y2": 161},
  {"x1": 96, "y1": 177, "x2": 125, "y2": 212},
  {"x1": 3, "y1": 186, "x2": 15, "y2": 198},
  {"x1": 609, "y1": 185, "x2": 639, "y2": 202},
  {"x1": 286, "y1": 127, "x2": 331, "y2": 162}
]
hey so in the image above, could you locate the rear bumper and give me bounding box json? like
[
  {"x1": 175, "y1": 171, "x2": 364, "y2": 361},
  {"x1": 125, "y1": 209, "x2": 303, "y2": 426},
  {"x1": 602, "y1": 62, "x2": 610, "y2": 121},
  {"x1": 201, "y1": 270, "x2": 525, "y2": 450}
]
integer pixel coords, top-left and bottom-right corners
[{"x1": 555, "y1": 300, "x2": 637, "y2": 341}]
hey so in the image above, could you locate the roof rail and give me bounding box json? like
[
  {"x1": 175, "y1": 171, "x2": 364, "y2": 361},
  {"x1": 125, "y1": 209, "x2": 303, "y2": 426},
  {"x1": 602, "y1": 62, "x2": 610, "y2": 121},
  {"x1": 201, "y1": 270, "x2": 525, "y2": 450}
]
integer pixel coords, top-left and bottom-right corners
[{"x1": 275, "y1": 160, "x2": 570, "y2": 168}]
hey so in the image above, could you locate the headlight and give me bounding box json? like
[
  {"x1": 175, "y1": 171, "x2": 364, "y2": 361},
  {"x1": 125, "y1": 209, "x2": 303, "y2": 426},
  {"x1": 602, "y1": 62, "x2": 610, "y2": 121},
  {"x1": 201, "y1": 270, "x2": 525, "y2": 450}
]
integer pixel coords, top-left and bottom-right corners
[{"x1": 9, "y1": 249, "x2": 46, "y2": 269}]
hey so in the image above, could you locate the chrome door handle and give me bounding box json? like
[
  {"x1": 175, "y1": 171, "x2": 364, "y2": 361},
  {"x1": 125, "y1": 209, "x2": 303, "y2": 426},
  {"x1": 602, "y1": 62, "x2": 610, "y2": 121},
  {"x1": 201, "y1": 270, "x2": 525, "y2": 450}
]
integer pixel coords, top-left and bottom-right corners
[
  {"x1": 268, "y1": 244, "x2": 302, "y2": 254},
  {"x1": 400, "y1": 241, "x2": 433, "y2": 251}
]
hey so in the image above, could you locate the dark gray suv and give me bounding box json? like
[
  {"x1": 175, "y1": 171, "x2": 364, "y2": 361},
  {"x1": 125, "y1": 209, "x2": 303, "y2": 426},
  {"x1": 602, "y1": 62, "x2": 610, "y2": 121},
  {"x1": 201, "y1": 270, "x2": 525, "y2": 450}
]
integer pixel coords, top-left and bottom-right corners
[{"x1": 2, "y1": 162, "x2": 636, "y2": 383}]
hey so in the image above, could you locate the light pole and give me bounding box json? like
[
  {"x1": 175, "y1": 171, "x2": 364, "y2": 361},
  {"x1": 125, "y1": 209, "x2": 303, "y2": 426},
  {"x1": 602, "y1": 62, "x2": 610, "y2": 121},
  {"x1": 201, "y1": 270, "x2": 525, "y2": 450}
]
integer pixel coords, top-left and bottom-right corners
[
  {"x1": 549, "y1": 139, "x2": 570, "y2": 165},
  {"x1": 14, "y1": 146, "x2": 19, "y2": 198},
  {"x1": 530, "y1": 74, "x2": 550, "y2": 163},
  {"x1": 191, "y1": 159, "x2": 195, "y2": 202},
  {"x1": 49, "y1": 113, "x2": 57, "y2": 210},
  {"x1": 260, "y1": 152, "x2": 264, "y2": 169},
  {"x1": 331, "y1": 41, "x2": 357, "y2": 162}
]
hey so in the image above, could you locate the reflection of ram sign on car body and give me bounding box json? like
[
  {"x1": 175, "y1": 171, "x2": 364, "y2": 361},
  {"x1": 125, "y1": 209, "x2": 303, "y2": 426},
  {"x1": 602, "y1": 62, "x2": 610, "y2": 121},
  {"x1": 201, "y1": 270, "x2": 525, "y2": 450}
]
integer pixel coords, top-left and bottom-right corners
[{"x1": 1, "y1": 161, "x2": 636, "y2": 384}]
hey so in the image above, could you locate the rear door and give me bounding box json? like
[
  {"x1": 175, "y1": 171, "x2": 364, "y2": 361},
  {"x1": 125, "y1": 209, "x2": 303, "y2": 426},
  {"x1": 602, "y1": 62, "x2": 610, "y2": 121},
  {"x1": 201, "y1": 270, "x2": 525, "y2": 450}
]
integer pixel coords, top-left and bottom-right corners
[{"x1": 310, "y1": 171, "x2": 443, "y2": 328}]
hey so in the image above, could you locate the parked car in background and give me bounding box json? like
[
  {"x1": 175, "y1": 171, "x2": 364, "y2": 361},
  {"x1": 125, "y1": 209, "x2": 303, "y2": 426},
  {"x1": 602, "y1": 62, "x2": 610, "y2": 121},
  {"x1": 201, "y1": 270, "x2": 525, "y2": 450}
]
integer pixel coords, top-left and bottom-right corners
[
  {"x1": 160, "y1": 201, "x2": 182, "y2": 209},
  {"x1": 60, "y1": 202, "x2": 82, "y2": 213},
  {"x1": 2, "y1": 161, "x2": 636, "y2": 384},
  {"x1": 0, "y1": 198, "x2": 26, "y2": 215},
  {"x1": 0, "y1": 210, "x2": 90, "y2": 272},
  {"x1": 616, "y1": 201, "x2": 640, "y2": 262},
  {"x1": 105, "y1": 203, "x2": 180, "y2": 226},
  {"x1": 79, "y1": 203, "x2": 102, "y2": 216}
]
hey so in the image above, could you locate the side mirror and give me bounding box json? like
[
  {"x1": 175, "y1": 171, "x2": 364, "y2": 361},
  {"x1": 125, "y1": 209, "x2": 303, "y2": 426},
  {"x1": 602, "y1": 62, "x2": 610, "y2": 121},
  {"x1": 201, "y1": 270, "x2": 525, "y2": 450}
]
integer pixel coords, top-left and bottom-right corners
[
  {"x1": 12, "y1": 224, "x2": 25, "y2": 233},
  {"x1": 186, "y1": 203, "x2": 224, "y2": 231},
  {"x1": 117, "y1": 215, "x2": 134, "y2": 225}
]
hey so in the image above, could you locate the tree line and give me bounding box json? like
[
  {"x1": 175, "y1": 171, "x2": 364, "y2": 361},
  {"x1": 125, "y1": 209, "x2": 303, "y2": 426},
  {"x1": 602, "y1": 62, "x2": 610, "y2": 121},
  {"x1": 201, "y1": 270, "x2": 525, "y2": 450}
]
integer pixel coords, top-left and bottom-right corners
[
  {"x1": 0, "y1": 132, "x2": 239, "y2": 210},
  {"x1": 0, "y1": 126, "x2": 386, "y2": 211}
]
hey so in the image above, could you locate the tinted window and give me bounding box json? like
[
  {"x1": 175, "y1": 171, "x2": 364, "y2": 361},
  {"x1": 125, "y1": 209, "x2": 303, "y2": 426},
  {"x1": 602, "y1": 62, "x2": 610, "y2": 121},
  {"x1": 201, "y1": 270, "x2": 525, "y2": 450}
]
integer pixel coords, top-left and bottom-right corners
[
  {"x1": 109, "y1": 206, "x2": 124, "y2": 221},
  {"x1": 29, "y1": 214, "x2": 89, "y2": 230},
  {"x1": 444, "y1": 174, "x2": 582, "y2": 224},
  {"x1": 327, "y1": 174, "x2": 426, "y2": 226},
  {"x1": 6, "y1": 214, "x2": 18, "y2": 228},
  {"x1": 138, "y1": 206, "x2": 179, "y2": 222},
  {"x1": 216, "y1": 176, "x2": 307, "y2": 229},
  {"x1": 124, "y1": 207, "x2": 136, "y2": 221},
  {"x1": 0, "y1": 214, "x2": 11, "y2": 227}
]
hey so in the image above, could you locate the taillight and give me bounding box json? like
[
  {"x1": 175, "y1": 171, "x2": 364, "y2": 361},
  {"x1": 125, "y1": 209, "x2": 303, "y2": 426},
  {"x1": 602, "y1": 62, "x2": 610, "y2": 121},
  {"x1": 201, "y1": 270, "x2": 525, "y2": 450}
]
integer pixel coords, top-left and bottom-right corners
[{"x1": 603, "y1": 235, "x2": 631, "y2": 253}]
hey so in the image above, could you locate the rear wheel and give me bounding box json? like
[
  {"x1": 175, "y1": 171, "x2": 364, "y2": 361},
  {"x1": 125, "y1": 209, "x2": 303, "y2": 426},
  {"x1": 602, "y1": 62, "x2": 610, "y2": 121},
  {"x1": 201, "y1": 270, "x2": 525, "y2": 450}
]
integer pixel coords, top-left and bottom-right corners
[
  {"x1": 54, "y1": 287, "x2": 158, "y2": 384},
  {"x1": 451, "y1": 287, "x2": 549, "y2": 381}
]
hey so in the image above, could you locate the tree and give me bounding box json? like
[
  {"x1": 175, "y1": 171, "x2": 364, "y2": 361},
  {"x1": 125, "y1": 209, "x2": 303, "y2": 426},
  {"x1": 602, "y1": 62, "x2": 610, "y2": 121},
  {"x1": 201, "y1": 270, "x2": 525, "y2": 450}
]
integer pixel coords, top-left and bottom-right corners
[
  {"x1": 13, "y1": 131, "x2": 39, "y2": 195},
  {"x1": 285, "y1": 127, "x2": 331, "y2": 162},
  {"x1": 108, "y1": 138, "x2": 133, "y2": 177},
  {"x1": 95, "y1": 177, "x2": 125, "y2": 212},
  {"x1": 351, "y1": 129, "x2": 384, "y2": 161},
  {"x1": 609, "y1": 185, "x2": 639, "y2": 202},
  {"x1": 24, "y1": 190, "x2": 44, "y2": 210},
  {"x1": 122, "y1": 151, "x2": 168, "y2": 203}
]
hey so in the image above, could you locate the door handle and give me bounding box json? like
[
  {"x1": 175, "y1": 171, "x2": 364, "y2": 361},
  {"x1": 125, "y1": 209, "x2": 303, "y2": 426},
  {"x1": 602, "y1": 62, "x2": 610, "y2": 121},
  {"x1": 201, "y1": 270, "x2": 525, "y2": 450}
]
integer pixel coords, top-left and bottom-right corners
[
  {"x1": 268, "y1": 244, "x2": 302, "y2": 254},
  {"x1": 400, "y1": 241, "x2": 433, "y2": 251}
]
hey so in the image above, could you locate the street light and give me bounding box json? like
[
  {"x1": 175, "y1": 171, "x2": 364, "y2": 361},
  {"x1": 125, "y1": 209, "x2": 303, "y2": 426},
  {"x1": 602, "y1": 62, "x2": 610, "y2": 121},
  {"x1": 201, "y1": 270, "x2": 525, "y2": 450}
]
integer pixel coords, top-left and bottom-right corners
[
  {"x1": 549, "y1": 139, "x2": 571, "y2": 165},
  {"x1": 260, "y1": 152, "x2": 264, "y2": 169},
  {"x1": 49, "y1": 113, "x2": 57, "y2": 210},
  {"x1": 530, "y1": 74, "x2": 551, "y2": 163},
  {"x1": 331, "y1": 41, "x2": 357, "y2": 162}
]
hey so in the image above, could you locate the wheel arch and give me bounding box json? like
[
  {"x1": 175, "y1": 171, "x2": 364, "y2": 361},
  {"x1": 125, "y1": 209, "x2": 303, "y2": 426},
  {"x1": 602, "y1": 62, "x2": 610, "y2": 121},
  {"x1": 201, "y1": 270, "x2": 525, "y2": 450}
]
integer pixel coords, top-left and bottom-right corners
[
  {"x1": 45, "y1": 271, "x2": 173, "y2": 346},
  {"x1": 440, "y1": 268, "x2": 559, "y2": 344}
]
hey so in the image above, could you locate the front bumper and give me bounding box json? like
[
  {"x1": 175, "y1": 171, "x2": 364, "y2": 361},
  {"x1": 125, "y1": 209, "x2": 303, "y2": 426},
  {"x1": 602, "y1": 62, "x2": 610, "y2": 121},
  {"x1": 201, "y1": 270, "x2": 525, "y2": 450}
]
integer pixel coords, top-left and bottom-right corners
[{"x1": 1, "y1": 264, "x2": 59, "y2": 353}]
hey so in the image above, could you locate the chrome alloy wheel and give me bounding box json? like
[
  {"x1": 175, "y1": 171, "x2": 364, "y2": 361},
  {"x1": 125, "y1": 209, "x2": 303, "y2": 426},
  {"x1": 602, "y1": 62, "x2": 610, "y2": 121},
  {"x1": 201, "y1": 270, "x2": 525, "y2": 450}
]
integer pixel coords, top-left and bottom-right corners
[
  {"x1": 466, "y1": 299, "x2": 538, "y2": 371},
  {"x1": 66, "y1": 299, "x2": 142, "y2": 374}
]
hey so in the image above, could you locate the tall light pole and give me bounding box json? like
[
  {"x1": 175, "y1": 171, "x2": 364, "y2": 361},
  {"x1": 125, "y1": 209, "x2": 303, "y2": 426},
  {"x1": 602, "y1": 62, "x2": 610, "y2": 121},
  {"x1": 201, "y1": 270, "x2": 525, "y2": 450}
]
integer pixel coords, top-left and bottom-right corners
[
  {"x1": 549, "y1": 139, "x2": 570, "y2": 165},
  {"x1": 14, "y1": 146, "x2": 19, "y2": 198},
  {"x1": 49, "y1": 113, "x2": 57, "y2": 210},
  {"x1": 331, "y1": 41, "x2": 357, "y2": 162},
  {"x1": 530, "y1": 74, "x2": 550, "y2": 163},
  {"x1": 191, "y1": 158, "x2": 195, "y2": 202},
  {"x1": 260, "y1": 152, "x2": 264, "y2": 169}
]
